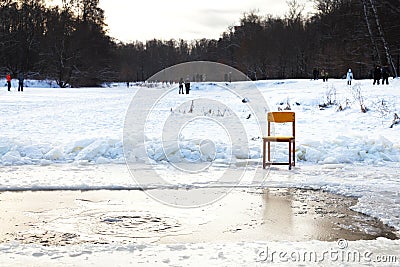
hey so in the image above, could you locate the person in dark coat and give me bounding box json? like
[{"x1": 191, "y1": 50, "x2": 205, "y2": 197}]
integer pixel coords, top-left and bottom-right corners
[
  {"x1": 312, "y1": 68, "x2": 319, "y2": 80},
  {"x1": 185, "y1": 80, "x2": 190, "y2": 95},
  {"x1": 381, "y1": 65, "x2": 390, "y2": 85},
  {"x1": 184, "y1": 79, "x2": 190, "y2": 94},
  {"x1": 373, "y1": 66, "x2": 381, "y2": 85},
  {"x1": 178, "y1": 78, "x2": 184, "y2": 94},
  {"x1": 18, "y1": 72, "x2": 24, "y2": 92}
]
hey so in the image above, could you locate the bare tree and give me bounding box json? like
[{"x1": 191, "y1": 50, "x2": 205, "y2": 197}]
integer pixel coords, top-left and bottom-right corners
[
  {"x1": 361, "y1": 0, "x2": 382, "y2": 64},
  {"x1": 369, "y1": 0, "x2": 398, "y2": 77}
]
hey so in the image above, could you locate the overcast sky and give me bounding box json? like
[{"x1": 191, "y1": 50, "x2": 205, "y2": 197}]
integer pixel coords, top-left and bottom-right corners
[{"x1": 50, "y1": 0, "x2": 314, "y2": 43}]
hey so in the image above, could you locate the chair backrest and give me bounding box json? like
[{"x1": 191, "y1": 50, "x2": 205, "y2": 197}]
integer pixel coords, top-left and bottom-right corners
[
  {"x1": 268, "y1": 112, "x2": 295, "y2": 123},
  {"x1": 267, "y1": 112, "x2": 295, "y2": 136}
]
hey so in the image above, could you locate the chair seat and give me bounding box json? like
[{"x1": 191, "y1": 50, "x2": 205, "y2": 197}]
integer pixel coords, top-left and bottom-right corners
[{"x1": 263, "y1": 136, "x2": 294, "y2": 142}]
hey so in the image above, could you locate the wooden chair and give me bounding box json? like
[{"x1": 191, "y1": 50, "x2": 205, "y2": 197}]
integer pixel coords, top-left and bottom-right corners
[{"x1": 262, "y1": 112, "x2": 295, "y2": 170}]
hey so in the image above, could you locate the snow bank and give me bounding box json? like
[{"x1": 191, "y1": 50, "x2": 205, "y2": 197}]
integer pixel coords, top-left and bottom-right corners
[
  {"x1": 2, "y1": 133, "x2": 398, "y2": 166},
  {"x1": 0, "y1": 138, "x2": 125, "y2": 166},
  {"x1": 297, "y1": 135, "x2": 400, "y2": 165}
]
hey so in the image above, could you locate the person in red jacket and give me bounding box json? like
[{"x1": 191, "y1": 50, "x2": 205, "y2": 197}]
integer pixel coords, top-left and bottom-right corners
[{"x1": 6, "y1": 73, "x2": 11, "y2": 91}]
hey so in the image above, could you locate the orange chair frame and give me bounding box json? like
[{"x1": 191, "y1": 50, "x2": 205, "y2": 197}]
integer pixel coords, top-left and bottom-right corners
[{"x1": 262, "y1": 112, "x2": 295, "y2": 170}]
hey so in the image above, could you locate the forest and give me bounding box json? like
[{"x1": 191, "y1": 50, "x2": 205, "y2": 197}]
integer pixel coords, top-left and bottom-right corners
[{"x1": 0, "y1": 0, "x2": 399, "y2": 87}]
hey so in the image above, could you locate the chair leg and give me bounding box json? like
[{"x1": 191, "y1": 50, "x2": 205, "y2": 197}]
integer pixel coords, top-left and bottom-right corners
[
  {"x1": 267, "y1": 142, "x2": 271, "y2": 163},
  {"x1": 292, "y1": 141, "x2": 295, "y2": 167},
  {"x1": 288, "y1": 142, "x2": 292, "y2": 170},
  {"x1": 262, "y1": 139, "x2": 266, "y2": 169}
]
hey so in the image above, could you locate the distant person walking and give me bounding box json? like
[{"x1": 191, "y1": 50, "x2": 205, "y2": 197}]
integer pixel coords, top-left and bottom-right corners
[
  {"x1": 346, "y1": 69, "x2": 353, "y2": 85},
  {"x1": 321, "y1": 69, "x2": 329, "y2": 82},
  {"x1": 373, "y1": 66, "x2": 381, "y2": 85},
  {"x1": 312, "y1": 68, "x2": 319, "y2": 80},
  {"x1": 18, "y1": 72, "x2": 24, "y2": 92},
  {"x1": 184, "y1": 79, "x2": 190, "y2": 94},
  {"x1": 178, "y1": 78, "x2": 184, "y2": 94},
  {"x1": 325, "y1": 70, "x2": 329, "y2": 82},
  {"x1": 6, "y1": 73, "x2": 11, "y2": 91},
  {"x1": 381, "y1": 65, "x2": 390, "y2": 85}
]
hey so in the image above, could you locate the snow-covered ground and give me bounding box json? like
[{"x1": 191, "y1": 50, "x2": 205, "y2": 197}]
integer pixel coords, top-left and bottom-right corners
[
  {"x1": 0, "y1": 238, "x2": 399, "y2": 266},
  {"x1": 1, "y1": 78, "x2": 399, "y2": 166},
  {"x1": 1, "y1": 78, "x2": 400, "y2": 265}
]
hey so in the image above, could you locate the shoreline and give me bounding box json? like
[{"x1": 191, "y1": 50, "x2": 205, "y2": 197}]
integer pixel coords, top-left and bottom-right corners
[{"x1": 0, "y1": 188, "x2": 397, "y2": 247}]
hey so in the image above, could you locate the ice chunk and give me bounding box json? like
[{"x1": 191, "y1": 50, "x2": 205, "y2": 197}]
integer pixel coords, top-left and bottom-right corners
[
  {"x1": 96, "y1": 156, "x2": 111, "y2": 164},
  {"x1": 180, "y1": 149, "x2": 192, "y2": 159},
  {"x1": 200, "y1": 140, "x2": 216, "y2": 161},
  {"x1": 76, "y1": 140, "x2": 109, "y2": 161},
  {"x1": 45, "y1": 147, "x2": 65, "y2": 160},
  {"x1": 65, "y1": 139, "x2": 95, "y2": 154},
  {"x1": 24, "y1": 146, "x2": 44, "y2": 159},
  {"x1": 321, "y1": 157, "x2": 339, "y2": 164},
  {"x1": 40, "y1": 159, "x2": 52, "y2": 166},
  {"x1": 2, "y1": 151, "x2": 22, "y2": 164}
]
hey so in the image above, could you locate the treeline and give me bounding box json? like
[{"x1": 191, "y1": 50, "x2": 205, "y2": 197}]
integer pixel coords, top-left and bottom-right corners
[
  {"x1": 0, "y1": 0, "x2": 399, "y2": 87},
  {"x1": 0, "y1": 0, "x2": 112, "y2": 87}
]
